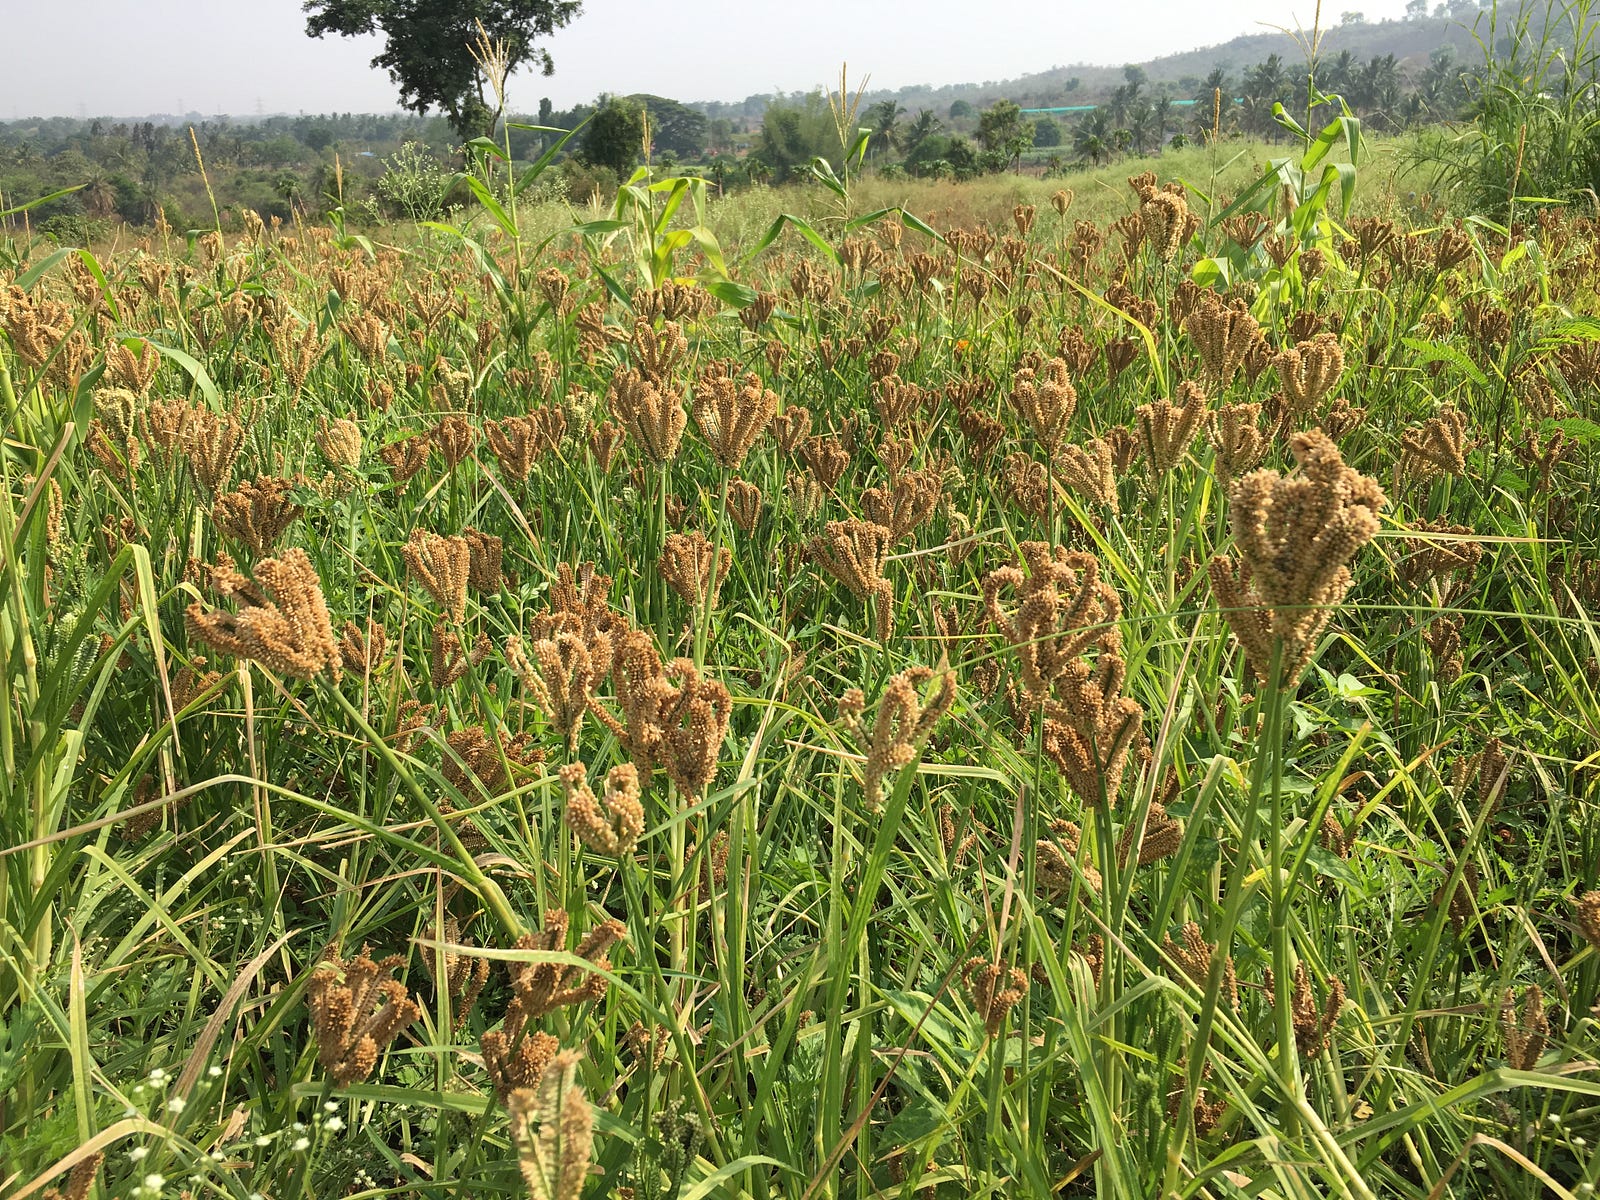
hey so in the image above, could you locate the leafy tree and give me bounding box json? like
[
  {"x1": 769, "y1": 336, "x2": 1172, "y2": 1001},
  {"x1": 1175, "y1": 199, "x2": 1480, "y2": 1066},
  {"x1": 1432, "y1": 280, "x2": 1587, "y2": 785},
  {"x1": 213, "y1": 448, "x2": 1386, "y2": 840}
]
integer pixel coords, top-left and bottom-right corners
[
  {"x1": 949, "y1": 99, "x2": 973, "y2": 120},
  {"x1": 631, "y1": 95, "x2": 707, "y2": 159},
  {"x1": 753, "y1": 92, "x2": 837, "y2": 183},
  {"x1": 977, "y1": 100, "x2": 1024, "y2": 154},
  {"x1": 1033, "y1": 118, "x2": 1062, "y2": 148},
  {"x1": 707, "y1": 118, "x2": 735, "y2": 154},
  {"x1": 1406, "y1": 0, "x2": 1429, "y2": 16},
  {"x1": 581, "y1": 95, "x2": 645, "y2": 176},
  {"x1": 303, "y1": 0, "x2": 583, "y2": 139}
]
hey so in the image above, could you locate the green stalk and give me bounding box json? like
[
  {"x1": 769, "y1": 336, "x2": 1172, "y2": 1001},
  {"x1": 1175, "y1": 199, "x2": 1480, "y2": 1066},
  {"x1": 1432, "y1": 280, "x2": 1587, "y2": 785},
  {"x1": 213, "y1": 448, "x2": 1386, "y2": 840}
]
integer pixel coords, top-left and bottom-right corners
[{"x1": 321, "y1": 680, "x2": 523, "y2": 937}]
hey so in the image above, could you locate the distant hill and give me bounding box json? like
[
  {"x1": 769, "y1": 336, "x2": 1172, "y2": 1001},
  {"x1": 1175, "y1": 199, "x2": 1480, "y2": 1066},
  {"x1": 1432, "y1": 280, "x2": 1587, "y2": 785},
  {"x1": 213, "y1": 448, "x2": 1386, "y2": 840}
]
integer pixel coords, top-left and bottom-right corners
[{"x1": 693, "y1": 7, "x2": 1506, "y2": 122}]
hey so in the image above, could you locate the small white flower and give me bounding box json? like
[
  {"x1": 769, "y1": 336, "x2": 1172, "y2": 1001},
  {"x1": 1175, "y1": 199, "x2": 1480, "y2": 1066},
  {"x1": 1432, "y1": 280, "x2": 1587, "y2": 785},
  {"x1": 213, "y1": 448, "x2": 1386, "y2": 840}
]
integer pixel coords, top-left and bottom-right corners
[
  {"x1": 129, "y1": 1147, "x2": 149, "y2": 1161},
  {"x1": 148, "y1": 1068, "x2": 166, "y2": 1083},
  {"x1": 254, "y1": 1135, "x2": 272, "y2": 1147},
  {"x1": 207, "y1": 1064, "x2": 223, "y2": 1078},
  {"x1": 1574, "y1": 1135, "x2": 1588, "y2": 1148},
  {"x1": 142, "y1": 1175, "x2": 165, "y2": 1192},
  {"x1": 324, "y1": 1116, "x2": 345, "y2": 1132},
  {"x1": 166, "y1": 1097, "x2": 186, "y2": 1113},
  {"x1": 323, "y1": 1100, "x2": 339, "y2": 1113},
  {"x1": 292, "y1": 1136, "x2": 310, "y2": 1151}
]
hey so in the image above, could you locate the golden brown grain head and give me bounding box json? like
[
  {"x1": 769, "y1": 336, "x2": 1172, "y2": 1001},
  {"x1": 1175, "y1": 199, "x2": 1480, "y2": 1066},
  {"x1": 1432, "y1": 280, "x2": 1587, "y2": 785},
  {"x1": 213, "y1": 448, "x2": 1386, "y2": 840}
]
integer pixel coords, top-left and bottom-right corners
[
  {"x1": 1211, "y1": 431, "x2": 1385, "y2": 684},
  {"x1": 609, "y1": 366, "x2": 687, "y2": 464},
  {"x1": 772, "y1": 406, "x2": 813, "y2": 454},
  {"x1": 305, "y1": 945, "x2": 420, "y2": 1086},
  {"x1": 1117, "y1": 800, "x2": 1183, "y2": 866},
  {"x1": 339, "y1": 618, "x2": 388, "y2": 677},
  {"x1": 185, "y1": 547, "x2": 341, "y2": 682},
  {"x1": 1400, "y1": 404, "x2": 1474, "y2": 480},
  {"x1": 727, "y1": 478, "x2": 763, "y2": 534},
  {"x1": 1140, "y1": 190, "x2": 1190, "y2": 263},
  {"x1": 799, "y1": 433, "x2": 851, "y2": 492},
  {"x1": 486, "y1": 415, "x2": 540, "y2": 482},
  {"x1": 380, "y1": 432, "x2": 432, "y2": 486},
  {"x1": 212, "y1": 476, "x2": 305, "y2": 556},
  {"x1": 1572, "y1": 891, "x2": 1600, "y2": 952},
  {"x1": 809, "y1": 517, "x2": 892, "y2": 603},
  {"x1": 561, "y1": 761, "x2": 644, "y2": 857},
  {"x1": 1136, "y1": 382, "x2": 1206, "y2": 475},
  {"x1": 1281, "y1": 962, "x2": 1343, "y2": 1057},
  {"x1": 1502, "y1": 985, "x2": 1549, "y2": 1070},
  {"x1": 847, "y1": 664, "x2": 955, "y2": 811},
  {"x1": 182, "y1": 408, "x2": 246, "y2": 502},
  {"x1": 1206, "y1": 401, "x2": 1268, "y2": 484},
  {"x1": 1037, "y1": 818, "x2": 1101, "y2": 902},
  {"x1": 962, "y1": 956, "x2": 1029, "y2": 1038},
  {"x1": 692, "y1": 367, "x2": 778, "y2": 469},
  {"x1": 463, "y1": 526, "x2": 504, "y2": 592},
  {"x1": 658, "y1": 530, "x2": 732, "y2": 612},
  {"x1": 434, "y1": 414, "x2": 477, "y2": 470},
  {"x1": 1184, "y1": 292, "x2": 1264, "y2": 391},
  {"x1": 315, "y1": 414, "x2": 363, "y2": 469},
  {"x1": 861, "y1": 467, "x2": 942, "y2": 542},
  {"x1": 1010, "y1": 357, "x2": 1078, "y2": 455},
  {"x1": 403, "y1": 529, "x2": 471, "y2": 623}
]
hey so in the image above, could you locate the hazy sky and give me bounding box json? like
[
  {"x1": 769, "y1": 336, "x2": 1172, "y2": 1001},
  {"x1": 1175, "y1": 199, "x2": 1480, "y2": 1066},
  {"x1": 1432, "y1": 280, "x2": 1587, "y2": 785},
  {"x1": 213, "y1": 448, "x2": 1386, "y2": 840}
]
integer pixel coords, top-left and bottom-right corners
[{"x1": 3, "y1": 0, "x2": 1412, "y2": 119}]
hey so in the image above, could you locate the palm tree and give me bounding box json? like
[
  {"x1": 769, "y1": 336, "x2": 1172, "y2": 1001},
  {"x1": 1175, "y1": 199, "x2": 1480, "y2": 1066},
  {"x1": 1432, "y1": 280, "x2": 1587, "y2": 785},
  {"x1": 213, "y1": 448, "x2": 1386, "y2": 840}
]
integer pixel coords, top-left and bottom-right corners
[
  {"x1": 867, "y1": 99, "x2": 905, "y2": 159},
  {"x1": 1129, "y1": 101, "x2": 1156, "y2": 156},
  {"x1": 1242, "y1": 54, "x2": 1289, "y2": 136},
  {"x1": 1322, "y1": 49, "x2": 1358, "y2": 101},
  {"x1": 906, "y1": 109, "x2": 942, "y2": 150},
  {"x1": 1075, "y1": 108, "x2": 1112, "y2": 164}
]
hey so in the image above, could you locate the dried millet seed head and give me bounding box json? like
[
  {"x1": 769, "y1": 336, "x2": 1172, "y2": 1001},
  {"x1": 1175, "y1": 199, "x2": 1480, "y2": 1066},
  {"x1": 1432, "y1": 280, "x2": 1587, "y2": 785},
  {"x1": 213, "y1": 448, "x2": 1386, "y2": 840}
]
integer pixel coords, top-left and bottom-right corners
[
  {"x1": 962, "y1": 956, "x2": 1030, "y2": 1037},
  {"x1": 305, "y1": 945, "x2": 420, "y2": 1087},
  {"x1": 185, "y1": 547, "x2": 341, "y2": 682},
  {"x1": 658, "y1": 530, "x2": 732, "y2": 611},
  {"x1": 315, "y1": 415, "x2": 363, "y2": 469},
  {"x1": 212, "y1": 476, "x2": 304, "y2": 556},
  {"x1": 561, "y1": 761, "x2": 645, "y2": 857},
  {"x1": 1502, "y1": 985, "x2": 1548, "y2": 1071}
]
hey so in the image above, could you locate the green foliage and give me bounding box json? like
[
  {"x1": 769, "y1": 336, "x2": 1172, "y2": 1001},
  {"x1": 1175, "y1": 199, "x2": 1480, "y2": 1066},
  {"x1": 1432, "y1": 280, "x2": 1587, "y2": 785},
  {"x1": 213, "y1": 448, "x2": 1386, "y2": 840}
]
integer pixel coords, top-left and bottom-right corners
[
  {"x1": 581, "y1": 96, "x2": 646, "y2": 176},
  {"x1": 632, "y1": 94, "x2": 708, "y2": 160},
  {"x1": 977, "y1": 99, "x2": 1024, "y2": 153},
  {"x1": 752, "y1": 92, "x2": 838, "y2": 183},
  {"x1": 1416, "y1": 0, "x2": 1600, "y2": 217},
  {"x1": 303, "y1": 0, "x2": 583, "y2": 138}
]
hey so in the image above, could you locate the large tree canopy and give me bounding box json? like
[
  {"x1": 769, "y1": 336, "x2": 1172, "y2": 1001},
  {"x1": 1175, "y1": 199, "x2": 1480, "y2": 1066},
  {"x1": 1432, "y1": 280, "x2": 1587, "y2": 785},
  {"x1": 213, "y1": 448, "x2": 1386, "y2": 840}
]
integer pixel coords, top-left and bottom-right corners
[{"x1": 304, "y1": 0, "x2": 582, "y2": 139}]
